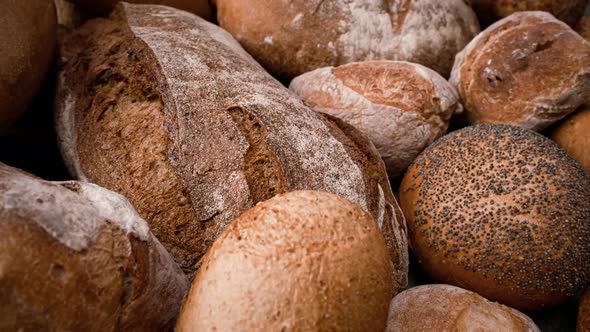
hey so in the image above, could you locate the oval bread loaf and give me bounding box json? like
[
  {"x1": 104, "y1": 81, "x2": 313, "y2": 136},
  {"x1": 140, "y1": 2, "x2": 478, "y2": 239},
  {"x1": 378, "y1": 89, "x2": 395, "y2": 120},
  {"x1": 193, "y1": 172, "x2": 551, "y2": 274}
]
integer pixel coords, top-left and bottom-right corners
[
  {"x1": 290, "y1": 60, "x2": 462, "y2": 179},
  {"x1": 399, "y1": 124, "x2": 590, "y2": 311},
  {"x1": 0, "y1": 163, "x2": 189, "y2": 331},
  {"x1": 176, "y1": 191, "x2": 393, "y2": 332},
  {"x1": 450, "y1": 11, "x2": 590, "y2": 131},
  {"x1": 216, "y1": 0, "x2": 480, "y2": 80},
  {"x1": 386, "y1": 284, "x2": 540, "y2": 332},
  {"x1": 0, "y1": 0, "x2": 56, "y2": 132},
  {"x1": 56, "y1": 3, "x2": 408, "y2": 289}
]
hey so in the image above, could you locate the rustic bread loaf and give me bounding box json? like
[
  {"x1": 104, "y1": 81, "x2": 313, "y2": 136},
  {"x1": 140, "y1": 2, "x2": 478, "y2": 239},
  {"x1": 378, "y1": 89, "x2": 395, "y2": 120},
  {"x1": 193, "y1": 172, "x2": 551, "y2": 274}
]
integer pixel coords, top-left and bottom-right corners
[
  {"x1": 0, "y1": 163, "x2": 188, "y2": 331},
  {"x1": 68, "y1": 0, "x2": 213, "y2": 20},
  {"x1": 399, "y1": 124, "x2": 590, "y2": 311},
  {"x1": 550, "y1": 106, "x2": 590, "y2": 174},
  {"x1": 56, "y1": 3, "x2": 408, "y2": 287},
  {"x1": 471, "y1": 0, "x2": 587, "y2": 27},
  {"x1": 579, "y1": 287, "x2": 590, "y2": 332},
  {"x1": 386, "y1": 284, "x2": 540, "y2": 332},
  {"x1": 0, "y1": 0, "x2": 56, "y2": 132},
  {"x1": 290, "y1": 60, "x2": 462, "y2": 180},
  {"x1": 450, "y1": 12, "x2": 590, "y2": 131},
  {"x1": 176, "y1": 191, "x2": 393, "y2": 331},
  {"x1": 216, "y1": 0, "x2": 480, "y2": 80}
]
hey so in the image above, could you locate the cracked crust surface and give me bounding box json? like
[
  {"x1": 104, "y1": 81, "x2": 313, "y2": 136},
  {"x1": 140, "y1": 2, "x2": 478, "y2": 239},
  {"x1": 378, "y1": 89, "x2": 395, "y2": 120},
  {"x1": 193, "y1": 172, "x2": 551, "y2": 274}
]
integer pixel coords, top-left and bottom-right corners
[
  {"x1": 56, "y1": 3, "x2": 408, "y2": 287},
  {"x1": 0, "y1": 163, "x2": 188, "y2": 331},
  {"x1": 450, "y1": 11, "x2": 590, "y2": 131}
]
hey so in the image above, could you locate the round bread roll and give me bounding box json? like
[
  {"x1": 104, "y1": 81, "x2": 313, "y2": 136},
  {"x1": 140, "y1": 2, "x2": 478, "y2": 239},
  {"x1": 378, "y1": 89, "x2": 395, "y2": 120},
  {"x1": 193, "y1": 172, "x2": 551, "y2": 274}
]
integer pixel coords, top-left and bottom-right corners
[
  {"x1": 0, "y1": 0, "x2": 56, "y2": 132},
  {"x1": 68, "y1": 0, "x2": 213, "y2": 20},
  {"x1": 579, "y1": 287, "x2": 590, "y2": 331},
  {"x1": 549, "y1": 106, "x2": 590, "y2": 174},
  {"x1": 386, "y1": 284, "x2": 540, "y2": 331},
  {"x1": 399, "y1": 124, "x2": 590, "y2": 311},
  {"x1": 0, "y1": 163, "x2": 189, "y2": 331},
  {"x1": 450, "y1": 12, "x2": 590, "y2": 131},
  {"x1": 56, "y1": 3, "x2": 408, "y2": 288},
  {"x1": 216, "y1": 0, "x2": 480, "y2": 80},
  {"x1": 290, "y1": 61, "x2": 462, "y2": 180},
  {"x1": 176, "y1": 190, "x2": 393, "y2": 331},
  {"x1": 471, "y1": 0, "x2": 587, "y2": 27}
]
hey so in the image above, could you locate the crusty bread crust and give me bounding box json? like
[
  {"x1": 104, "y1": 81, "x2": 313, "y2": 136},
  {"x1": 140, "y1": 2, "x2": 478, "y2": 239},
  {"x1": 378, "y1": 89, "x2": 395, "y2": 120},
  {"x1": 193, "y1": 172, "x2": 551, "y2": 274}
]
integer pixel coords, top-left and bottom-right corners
[
  {"x1": 55, "y1": 3, "x2": 408, "y2": 287},
  {"x1": 0, "y1": 163, "x2": 188, "y2": 331},
  {"x1": 450, "y1": 11, "x2": 590, "y2": 131}
]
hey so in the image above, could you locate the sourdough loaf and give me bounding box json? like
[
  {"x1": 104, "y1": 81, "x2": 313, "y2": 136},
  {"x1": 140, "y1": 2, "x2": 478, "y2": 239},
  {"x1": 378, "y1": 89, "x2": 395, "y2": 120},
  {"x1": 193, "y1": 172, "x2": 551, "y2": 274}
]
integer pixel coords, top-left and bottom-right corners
[
  {"x1": 450, "y1": 11, "x2": 590, "y2": 131},
  {"x1": 0, "y1": 163, "x2": 188, "y2": 331},
  {"x1": 56, "y1": 3, "x2": 408, "y2": 288},
  {"x1": 216, "y1": 0, "x2": 480, "y2": 80},
  {"x1": 0, "y1": 0, "x2": 56, "y2": 132},
  {"x1": 290, "y1": 60, "x2": 462, "y2": 179}
]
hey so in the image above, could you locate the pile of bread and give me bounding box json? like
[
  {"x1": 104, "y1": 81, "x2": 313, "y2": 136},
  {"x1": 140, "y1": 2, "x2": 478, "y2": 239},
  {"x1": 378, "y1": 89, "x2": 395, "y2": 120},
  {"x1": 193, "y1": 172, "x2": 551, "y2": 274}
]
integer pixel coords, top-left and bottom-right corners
[{"x1": 1, "y1": 0, "x2": 589, "y2": 331}]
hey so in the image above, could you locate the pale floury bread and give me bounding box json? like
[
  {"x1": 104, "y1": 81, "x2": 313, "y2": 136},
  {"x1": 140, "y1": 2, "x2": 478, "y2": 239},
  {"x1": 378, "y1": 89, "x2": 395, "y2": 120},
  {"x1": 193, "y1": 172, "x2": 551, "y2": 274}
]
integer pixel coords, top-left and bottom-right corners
[
  {"x1": 0, "y1": 163, "x2": 189, "y2": 331},
  {"x1": 290, "y1": 61, "x2": 462, "y2": 180},
  {"x1": 216, "y1": 0, "x2": 480, "y2": 80},
  {"x1": 450, "y1": 11, "x2": 590, "y2": 131},
  {"x1": 55, "y1": 3, "x2": 408, "y2": 289},
  {"x1": 386, "y1": 285, "x2": 540, "y2": 332},
  {"x1": 176, "y1": 191, "x2": 393, "y2": 331}
]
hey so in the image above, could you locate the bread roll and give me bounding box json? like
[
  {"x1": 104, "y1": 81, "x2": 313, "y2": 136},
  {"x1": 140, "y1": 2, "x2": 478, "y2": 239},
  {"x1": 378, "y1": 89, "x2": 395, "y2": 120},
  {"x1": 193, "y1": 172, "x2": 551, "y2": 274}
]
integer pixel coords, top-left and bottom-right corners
[
  {"x1": 471, "y1": 0, "x2": 587, "y2": 27},
  {"x1": 290, "y1": 61, "x2": 462, "y2": 180},
  {"x1": 69, "y1": 0, "x2": 213, "y2": 20},
  {"x1": 579, "y1": 287, "x2": 590, "y2": 332},
  {"x1": 450, "y1": 12, "x2": 590, "y2": 131},
  {"x1": 0, "y1": 163, "x2": 188, "y2": 331},
  {"x1": 386, "y1": 284, "x2": 540, "y2": 331},
  {"x1": 0, "y1": 0, "x2": 56, "y2": 131},
  {"x1": 56, "y1": 3, "x2": 408, "y2": 287},
  {"x1": 549, "y1": 106, "x2": 590, "y2": 174},
  {"x1": 399, "y1": 124, "x2": 590, "y2": 310},
  {"x1": 216, "y1": 0, "x2": 480, "y2": 80},
  {"x1": 176, "y1": 191, "x2": 393, "y2": 331}
]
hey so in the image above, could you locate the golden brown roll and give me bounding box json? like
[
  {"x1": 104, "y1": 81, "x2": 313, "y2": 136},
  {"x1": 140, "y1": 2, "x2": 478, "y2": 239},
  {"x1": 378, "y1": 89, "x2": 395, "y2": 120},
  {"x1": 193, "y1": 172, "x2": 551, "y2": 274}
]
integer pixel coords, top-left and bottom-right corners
[
  {"x1": 400, "y1": 124, "x2": 590, "y2": 311},
  {"x1": 550, "y1": 106, "x2": 590, "y2": 174}
]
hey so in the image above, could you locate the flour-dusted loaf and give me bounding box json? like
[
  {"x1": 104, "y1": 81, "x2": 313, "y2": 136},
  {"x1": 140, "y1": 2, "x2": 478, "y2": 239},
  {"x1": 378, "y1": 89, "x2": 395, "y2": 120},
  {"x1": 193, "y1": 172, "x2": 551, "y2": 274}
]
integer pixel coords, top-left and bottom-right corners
[
  {"x1": 386, "y1": 285, "x2": 540, "y2": 332},
  {"x1": 290, "y1": 61, "x2": 462, "y2": 179},
  {"x1": 0, "y1": 0, "x2": 56, "y2": 131},
  {"x1": 216, "y1": 0, "x2": 480, "y2": 80},
  {"x1": 450, "y1": 12, "x2": 590, "y2": 131},
  {"x1": 471, "y1": 0, "x2": 587, "y2": 27},
  {"x1": 0, "y1": 163, "x2": 188, "y2": 331},
  {"x1": 550, "y1": 106, "x2": 590, "y2": 174},
  {"x1": 69, "y1": 0, "x2": 213, "y2": 20},
  {"x1": 177, "y1": 191, "x2": 393, "y2": 331},
  {"x1": 400, "y1": 124, "x2": 590, "y2": 311},
  {"x1": 56, "y1": 3, "x2": 408, "y2": 288}
]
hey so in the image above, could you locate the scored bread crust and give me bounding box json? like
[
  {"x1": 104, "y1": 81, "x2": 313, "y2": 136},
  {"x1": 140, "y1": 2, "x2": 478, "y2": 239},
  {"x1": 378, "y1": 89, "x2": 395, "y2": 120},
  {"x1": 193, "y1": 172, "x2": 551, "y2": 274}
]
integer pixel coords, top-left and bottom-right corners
[
  {"x1": 450, "y1": 11, "x2": 590, "y2": 131},
  {"x1": 290, "y1": 60, "x2": 462, "y2": 179},
  {"x1": 176, "y1": 191, "x2": 393, "y2": 331},
  {"x1": 216, "y1": 0, "x2": 480, "y2": 80},
  {"x1": 55, "y1": 3, "x2": 408, "y2": 288},
  {"x1": 386, "y1": 284, "x2": 540, "y2": 332},
  {"x1": 0, "y1": 163, "x2": 188, "y2": 331}
]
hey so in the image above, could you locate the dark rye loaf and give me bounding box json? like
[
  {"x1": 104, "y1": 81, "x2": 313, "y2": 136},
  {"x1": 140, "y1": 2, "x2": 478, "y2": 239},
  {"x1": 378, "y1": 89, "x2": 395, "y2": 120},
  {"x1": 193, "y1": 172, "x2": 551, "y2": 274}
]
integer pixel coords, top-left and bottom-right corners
[{"x1": 55, "y1": 3, "x2": 408, "y2": 289}]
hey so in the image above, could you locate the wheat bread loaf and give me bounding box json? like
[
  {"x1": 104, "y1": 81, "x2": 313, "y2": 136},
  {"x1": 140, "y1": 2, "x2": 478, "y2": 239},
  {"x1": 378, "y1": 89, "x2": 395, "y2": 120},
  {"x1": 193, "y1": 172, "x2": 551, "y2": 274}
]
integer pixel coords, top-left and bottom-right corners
[
  {"x1": 56, "y1": 3, "x2": 408, "y2": 288},
  {"x1": 0, "y1": 163, "x2": 189, "y2": 331}
]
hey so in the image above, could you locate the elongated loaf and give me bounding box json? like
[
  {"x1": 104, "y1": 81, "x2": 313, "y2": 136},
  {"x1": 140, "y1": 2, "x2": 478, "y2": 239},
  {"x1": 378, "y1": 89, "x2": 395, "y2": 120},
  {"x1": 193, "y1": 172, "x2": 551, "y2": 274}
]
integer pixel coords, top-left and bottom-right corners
[
  {"x1": 0, "y1": 163, "x2": 188, "y2": 331},
  {"x1": 55, "y1": 3, "x2": 408, "y2": 289}
]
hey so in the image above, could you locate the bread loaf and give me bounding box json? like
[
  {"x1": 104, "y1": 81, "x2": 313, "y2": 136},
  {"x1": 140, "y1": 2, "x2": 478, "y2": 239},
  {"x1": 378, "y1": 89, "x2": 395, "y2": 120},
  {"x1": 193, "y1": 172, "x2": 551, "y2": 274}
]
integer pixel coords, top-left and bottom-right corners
[
  {"x1": 56, "y1": 3, "x2": 408, "y2": 287},
  {"x1": 290, "y1": 60, "x2": 462, "y2": 179},
  {"x1": 471, "y1": 0, "x2": 587, "y2": 27},
  {"x1": 399, "y1": 124, "x2": 590, "y2": 310},
  {"x1": 69, "y1": 0, "x2": 213, "y2": 20},
  {"x1": 0, "y1": 0, "x2": 56, "y2": 131},
  {"x1": 176, "y1": 191, "x2": 393, "y2": 331},
  {"x1": 0, "y1": 163, "x2": 188, "y2": 331},
  {"x1": 450, "y1": 12, "x2": 590, "y2": 131},
  {"x1": 549, "y1": 106, "x2": 590, "y2": 174},
  {"x1": 216, "y1": 0, "x2": 480, "y2": 80},
  {"x1": 386, "y1": 284, "x2": 540, "y2": 331}
]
